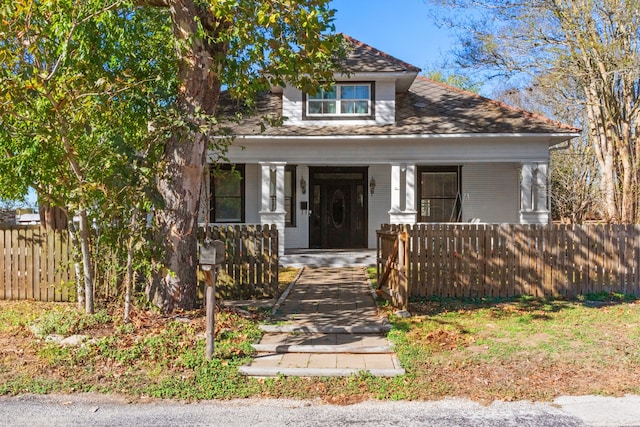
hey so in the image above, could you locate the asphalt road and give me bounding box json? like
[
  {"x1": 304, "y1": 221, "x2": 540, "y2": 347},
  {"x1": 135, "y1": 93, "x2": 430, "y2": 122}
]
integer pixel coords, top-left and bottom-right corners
[{"x1": 1, "y1": 394, "x2": 640, "y2": 427}]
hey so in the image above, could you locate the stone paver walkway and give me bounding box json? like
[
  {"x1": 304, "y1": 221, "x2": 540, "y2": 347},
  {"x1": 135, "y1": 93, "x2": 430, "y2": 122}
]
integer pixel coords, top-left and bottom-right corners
[{"x1": 239, "y1": 267, "x2": 404, "y2": 377}]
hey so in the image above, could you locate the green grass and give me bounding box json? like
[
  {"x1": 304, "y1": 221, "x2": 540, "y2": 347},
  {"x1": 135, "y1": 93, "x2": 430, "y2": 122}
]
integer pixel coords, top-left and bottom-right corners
[{"x1": 30, "y1": 306, "x2": 111, "y2": 338}]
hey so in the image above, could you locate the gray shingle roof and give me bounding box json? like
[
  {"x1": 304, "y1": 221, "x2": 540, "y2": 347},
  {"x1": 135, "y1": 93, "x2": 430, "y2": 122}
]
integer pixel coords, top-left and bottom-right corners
[
  {"x1": 339, "y1": 34, "x2": 421, "y2": 74},
  {"x1": 220, "y1": 76, "x2": 580, "y2": 137}
]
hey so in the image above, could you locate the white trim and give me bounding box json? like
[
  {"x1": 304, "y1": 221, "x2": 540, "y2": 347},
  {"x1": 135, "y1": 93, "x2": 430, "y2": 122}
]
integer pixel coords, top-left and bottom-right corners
[{"x1": 227, "y1": 132, "x2": 581, "y2": 142}]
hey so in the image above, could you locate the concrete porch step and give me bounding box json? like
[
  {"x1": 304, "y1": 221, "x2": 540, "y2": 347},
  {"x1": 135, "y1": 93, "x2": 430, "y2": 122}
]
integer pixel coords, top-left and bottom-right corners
[
  {"x1": 252, "y1": 332, "x2": 393, "y2": 354},
  {"x1": 238, "y1": 365, "x2": 405, "y2": 377},
  {"x1": 251, "y1": 343, "x2": 392, "y2": 354},
  {"x1": 239, "y1": 351, "x2": 405, "y2": 377},
  {"x1": 259, "y1": 324, "x2": 391, "y2": 334}
]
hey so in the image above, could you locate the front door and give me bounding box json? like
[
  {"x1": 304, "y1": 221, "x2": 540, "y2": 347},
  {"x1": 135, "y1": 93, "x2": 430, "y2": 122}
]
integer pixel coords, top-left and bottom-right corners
[{"x1": 309, "y1": 167, "x2": 367, "y2": 249}]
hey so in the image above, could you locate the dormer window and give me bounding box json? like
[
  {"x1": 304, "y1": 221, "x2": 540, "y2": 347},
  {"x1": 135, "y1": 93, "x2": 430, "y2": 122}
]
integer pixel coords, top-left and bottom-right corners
[{"x1": 304, "y1": 83, "x2": 374, "y2": 120}]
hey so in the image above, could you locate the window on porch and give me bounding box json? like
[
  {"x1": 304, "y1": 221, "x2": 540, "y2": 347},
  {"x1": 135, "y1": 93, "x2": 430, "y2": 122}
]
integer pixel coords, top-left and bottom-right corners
[
  {"x1": 210, "y1": 164, "x2": 245, "y2": 223},
  {"x1": 285, "y1": 165, "x2": 296, "y2": 227},
  {"x1": 418, "y1": 166, "x2": 461, "y2": 222}
]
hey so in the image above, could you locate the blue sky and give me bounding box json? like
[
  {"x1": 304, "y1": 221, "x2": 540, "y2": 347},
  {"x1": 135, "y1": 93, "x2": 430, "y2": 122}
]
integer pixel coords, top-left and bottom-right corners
[{"x1": 329, "y1": 0, "x2": 455, "y2": 73}]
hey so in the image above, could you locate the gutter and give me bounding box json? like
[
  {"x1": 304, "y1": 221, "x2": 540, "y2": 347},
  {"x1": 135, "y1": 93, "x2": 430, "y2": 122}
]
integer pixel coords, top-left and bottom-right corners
[{"x1": 224, "y1": 132, "x2": 583, "y2": 141}]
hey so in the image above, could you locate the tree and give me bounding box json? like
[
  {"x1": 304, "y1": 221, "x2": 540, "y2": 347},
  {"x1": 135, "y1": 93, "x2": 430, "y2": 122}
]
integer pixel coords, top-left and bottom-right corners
[
  {"x1": 429, "y1": 0, "x2": 640, "y2": 223},
  {"x1": 0, "y1": 1, "x2": 176, "y2": 313},
  {"x1": 424, "y1": 70, "x2": 482, "y2": 93},
  {"x1": 138, "y1": 0, "x2": 345, "y2": 312},
  {"x1": 1, "y1": 0, "x2": 345, "y2": 313}
]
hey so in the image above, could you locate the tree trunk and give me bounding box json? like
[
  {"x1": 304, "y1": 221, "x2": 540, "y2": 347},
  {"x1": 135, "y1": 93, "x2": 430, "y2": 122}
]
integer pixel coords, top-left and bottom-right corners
[
  {"x1": 585, "y1": 89, "x2": 618, "y2": 223},
  {"x1": 124, "y1": 208, "x2": 139, "y2": 323},
  {"x1": 39, "y1": 203, "x2": 68, "y2": 231},
  {"x1": 67, "y1": 220, "x2": 85, "y2": 309},
  {"x1": 147, "y1": 1, "x2": 225, "y2": 312},
  {"x1": 77, "y1": 208, "x2": 94, "y2": 314}
]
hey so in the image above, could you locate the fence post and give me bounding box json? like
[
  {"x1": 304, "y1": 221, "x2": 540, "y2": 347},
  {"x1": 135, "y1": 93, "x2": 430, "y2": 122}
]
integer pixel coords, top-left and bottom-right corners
[{"x1": 398, "y1": 231, "x2": 409, "y2": 311}]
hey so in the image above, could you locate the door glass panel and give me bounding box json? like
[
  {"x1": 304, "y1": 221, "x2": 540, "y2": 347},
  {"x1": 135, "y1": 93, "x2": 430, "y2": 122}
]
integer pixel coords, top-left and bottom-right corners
[
  {"x1": 331, "y1": 189, "x2": 345, "y2": 229},
  {"x1": 312, "y1": 184, "x2": 321, "y2": 228}
]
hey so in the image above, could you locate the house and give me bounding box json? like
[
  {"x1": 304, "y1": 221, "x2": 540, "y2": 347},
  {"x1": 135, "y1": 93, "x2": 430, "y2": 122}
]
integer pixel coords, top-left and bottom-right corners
[{"x1": 204, "y1": 35, "x2": 580, "y2": 255}]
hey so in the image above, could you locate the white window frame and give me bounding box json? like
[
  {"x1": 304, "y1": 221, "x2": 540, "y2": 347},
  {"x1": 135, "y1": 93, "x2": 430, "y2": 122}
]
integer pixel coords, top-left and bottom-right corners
[{"x1": 305, "y1": 83, "x2": 373, "y2": 118}]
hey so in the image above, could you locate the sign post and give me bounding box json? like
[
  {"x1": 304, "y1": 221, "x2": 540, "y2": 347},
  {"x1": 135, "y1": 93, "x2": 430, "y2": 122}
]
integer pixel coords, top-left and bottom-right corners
[{"x1": 199, "y1": 239, "x2": 225, "y2": 361}]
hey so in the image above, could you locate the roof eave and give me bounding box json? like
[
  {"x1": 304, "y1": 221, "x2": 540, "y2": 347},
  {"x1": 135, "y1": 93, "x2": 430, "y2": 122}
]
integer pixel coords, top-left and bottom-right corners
[{"x1": 221, "y1": 132, "x2": 582, "y2": 143}]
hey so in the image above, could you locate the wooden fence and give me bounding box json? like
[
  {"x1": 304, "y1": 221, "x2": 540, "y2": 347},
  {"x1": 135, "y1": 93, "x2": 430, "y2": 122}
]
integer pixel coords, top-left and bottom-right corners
[
  {"x1": 202, "y1": 224, "x2": 279, "y2": 299},
  {"x1": 2, "y1": 223, "x2": 279, "y2": 303},
  {"x1": 377, "y1": 223, "x2": 640, "y2": 306},
  {"x1": 1, "y1": 226, "x2": 73, "y2": 301}
]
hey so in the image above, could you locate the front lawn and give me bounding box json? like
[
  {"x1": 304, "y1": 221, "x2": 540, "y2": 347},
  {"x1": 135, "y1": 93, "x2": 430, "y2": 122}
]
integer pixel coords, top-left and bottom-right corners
[{"x1": 1, "y1": 292, "x2": 639, "y2": 402}]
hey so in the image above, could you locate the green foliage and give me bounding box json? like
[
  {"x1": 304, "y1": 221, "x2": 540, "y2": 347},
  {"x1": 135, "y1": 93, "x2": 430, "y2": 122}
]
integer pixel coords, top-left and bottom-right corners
[
  {"x1": 0, "y1": 1, "x2": 175, "y2": 205},
  {"x1": 0, "y1": 376, "x2": 62, "y2": 395},
  {"x1": 424, "y1": 70, "x2": 482, "y2": 93},
  {"x1": 581, "y1": 292, "x2": 636, "y2": 303},
  {"x1": 0, "y1": 1, "x2": 179, "y2": 311},
  {"x1": 30, "y1": 307, "x2": 111, "y2": 338}
]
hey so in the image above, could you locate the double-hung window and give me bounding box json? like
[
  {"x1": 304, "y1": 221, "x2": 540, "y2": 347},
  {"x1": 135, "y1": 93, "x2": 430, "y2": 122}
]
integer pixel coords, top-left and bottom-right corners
[
  {"x1": 305, "y1": 83, "x2": 373, "y2": 118},
  {"x1": 418, "y1": 166, "x2": 461, "y2": 223},
  {"x1": 210, "y1": 164, "x2": 244, "y2": 223}
]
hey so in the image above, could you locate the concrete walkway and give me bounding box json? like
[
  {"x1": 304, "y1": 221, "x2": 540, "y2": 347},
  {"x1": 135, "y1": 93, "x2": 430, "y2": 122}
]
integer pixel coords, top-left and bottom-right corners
[{"x1": 239, "y1": 267, "x2": 405, "y2": 377}]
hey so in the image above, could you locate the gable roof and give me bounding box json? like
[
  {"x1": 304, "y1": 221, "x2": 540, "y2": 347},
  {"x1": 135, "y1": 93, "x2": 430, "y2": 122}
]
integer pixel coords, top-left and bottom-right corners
[
  {"x1": 220, "y1": 75, "x2": 580, "y2": 138},
  {"x1": 339, "y1": 34, "x2": 421, "y2": 74}
]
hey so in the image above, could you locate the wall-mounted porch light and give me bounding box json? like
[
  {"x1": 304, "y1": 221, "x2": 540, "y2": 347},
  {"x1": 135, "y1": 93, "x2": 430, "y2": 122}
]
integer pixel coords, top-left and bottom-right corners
[{"x1": 369, "y1": 177, "x2": 376, "y2": 195}]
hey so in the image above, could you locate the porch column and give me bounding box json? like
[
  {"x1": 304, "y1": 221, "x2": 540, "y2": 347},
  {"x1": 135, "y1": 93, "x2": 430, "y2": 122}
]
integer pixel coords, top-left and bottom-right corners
[
  {"x1": 534, "y1": 163, "x2": 549, "y2": 213},
  {"x1": 404, "y1": 164, "x2": 417, "y2": 222},
  {"x1": 390, "y1": 164, "x2": 401, "y2": 213},
  {"x1": 389, "y1": 163, "x2": 417, "y2": 224},
  {"x1": 259, "y1": 162, "x2": 286, "y2": 255},
  {"x1": 520, "y1": 162, "x2": 550, "y2": 224}
]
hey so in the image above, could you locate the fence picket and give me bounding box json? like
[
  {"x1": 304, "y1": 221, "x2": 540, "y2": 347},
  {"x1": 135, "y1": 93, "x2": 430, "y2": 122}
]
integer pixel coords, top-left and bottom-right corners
[
  {"x1": 565, "y1": 224, "x2": 576, "y2": 298},
  {"x1": 419, "y1": 224, "x2": 427, "y2": 296},
  {"x1": 630, "y1": 224, "x2": 640, "y2": 295}
]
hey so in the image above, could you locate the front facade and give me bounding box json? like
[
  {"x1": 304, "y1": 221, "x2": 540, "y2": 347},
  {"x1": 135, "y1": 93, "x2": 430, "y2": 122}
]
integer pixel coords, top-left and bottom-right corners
[{"x1": 205, "y1": 36, "x2": 579, "y2": 254}]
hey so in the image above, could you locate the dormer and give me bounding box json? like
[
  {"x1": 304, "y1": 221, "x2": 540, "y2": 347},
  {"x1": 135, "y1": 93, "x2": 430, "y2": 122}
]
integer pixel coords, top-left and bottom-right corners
[{"x1": 277, "y1": 35, "x2": 421, "y2": 126}]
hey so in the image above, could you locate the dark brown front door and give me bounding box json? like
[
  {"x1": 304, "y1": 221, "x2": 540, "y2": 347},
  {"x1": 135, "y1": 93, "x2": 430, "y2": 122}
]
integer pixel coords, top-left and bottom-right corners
[{"x1": 309, "y1": 167, "x2": 367, "y2": 249}]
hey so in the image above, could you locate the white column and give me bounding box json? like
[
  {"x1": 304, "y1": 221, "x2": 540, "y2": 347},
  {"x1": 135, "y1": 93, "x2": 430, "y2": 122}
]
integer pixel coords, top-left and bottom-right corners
[
  {"x1": 259, "y1": 163, "x2": 271, "y2": 212},
  {"x1": 534, "y1": 163, "x2": 548, "y2": 212},
  {"x1": 259, "y1": 162, "x2": 286, "y2": 255},
  {"x1": 520, "y1": 162, "x2": 550, "y2": 224},
  {"x1": 276, "y1": 164, "x2": 285, "y2": 213},
  {"x1": 405, "y1": 164, "x2": 416, "y2": 214},
  {"x1": 520, "y1": 163, "x2": 533, "y2": 212},
  {"x1": 390, "y1": 164, "x2": 401, "y2": 213},
  {"x1": 389, "y1": 163, "x2": 417, "y2": 224}
]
